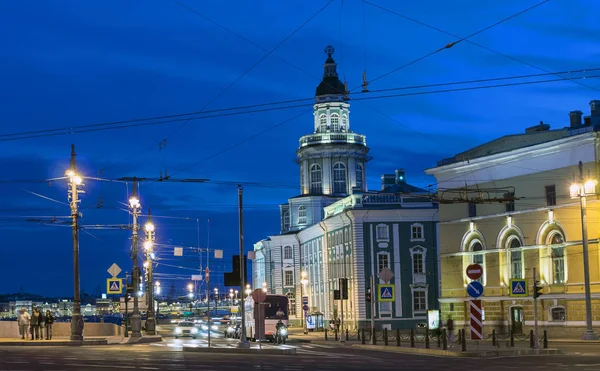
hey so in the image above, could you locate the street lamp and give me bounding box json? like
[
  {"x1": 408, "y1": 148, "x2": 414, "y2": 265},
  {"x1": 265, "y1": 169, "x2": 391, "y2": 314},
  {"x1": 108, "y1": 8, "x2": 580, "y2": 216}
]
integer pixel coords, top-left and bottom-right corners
[
  {"x1": 66, "y1": 145, "x2": 84, "y2": 341},
  {"x1": 569, "y1": 161, "x2": 599, "y2": 340},
  {"x1": 128, "y1": 182, "x2": 142, "y2": 338},
  {"x1": 144, "y1": 213, "x2": 156, "y2": 335},
  {"x1": 234, "y1": 290, "x2": 239, "y2": 304},
  {"x1": 300, "y1": 271, "x2": 308, "y2": 335}
]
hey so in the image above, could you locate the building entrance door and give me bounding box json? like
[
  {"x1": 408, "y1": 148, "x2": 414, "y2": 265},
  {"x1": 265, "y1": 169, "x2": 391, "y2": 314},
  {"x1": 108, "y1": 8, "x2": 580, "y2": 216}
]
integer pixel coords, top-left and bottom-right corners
[{"x1": 510, "y1": 306, "x2": 524, "y2": 334}]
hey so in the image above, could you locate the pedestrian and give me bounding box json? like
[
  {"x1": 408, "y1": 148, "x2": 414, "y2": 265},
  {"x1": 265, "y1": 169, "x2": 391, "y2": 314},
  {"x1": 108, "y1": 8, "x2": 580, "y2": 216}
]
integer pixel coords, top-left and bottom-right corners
[
  {"x1": 45, "y1": 310, "x2": 54, "y2": 340},
  {"x1": 446, "y1": 316, "x2": 454, "y2": 347},
  {"x1": 30, "y1": 308, "x2": 41, "y2": 340},
  {"x1": 39, "y1": 308, "x2": 45, "y2": 340},
  {"x1": 17, "y1": 308, "x2": 31, "y2": 340}
]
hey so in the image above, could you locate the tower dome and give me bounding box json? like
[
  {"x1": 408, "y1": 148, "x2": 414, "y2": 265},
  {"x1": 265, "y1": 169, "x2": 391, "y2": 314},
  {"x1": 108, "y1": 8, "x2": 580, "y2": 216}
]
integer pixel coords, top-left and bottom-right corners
[{"x1": 315, "y1": 45, "x2": 346, "y2": 100}]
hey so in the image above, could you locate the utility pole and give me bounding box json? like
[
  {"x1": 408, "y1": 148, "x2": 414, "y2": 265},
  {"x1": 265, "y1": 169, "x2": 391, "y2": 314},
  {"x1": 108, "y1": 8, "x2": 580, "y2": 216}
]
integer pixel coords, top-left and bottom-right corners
[
  {"x1": 144, "y1": 209, "x2": 156, "y2": 335},
  {"x1": 124, "y1": 272, "x2": 129, "y2": 338},
  {"x1": 532, "y1": 267, "x2": 540, "y2": 349},
  {"x1": 574, "y1": 161, "x2": 599, "y2": 340},
  {"x1": 206, "y1": 267, "x2": 211, "y2": 348},
  {"x1": 370, "y1": 275, "x2": 375, "y2": 345},
  {"x1": 238, "y1": 185, "x2": 249, "y2": 348},
  {"x1": 129, "y1": 179, "x2": 142, "y2": 338},
  {"x1": 67, "y1": 144, "x2": 84, "y2": 341}
]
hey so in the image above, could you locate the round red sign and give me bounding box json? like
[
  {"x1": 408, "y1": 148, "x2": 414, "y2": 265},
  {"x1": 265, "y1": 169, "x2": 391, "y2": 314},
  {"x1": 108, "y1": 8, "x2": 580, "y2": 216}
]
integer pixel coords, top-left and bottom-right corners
[{"x1": 466, "y1": 264, "x2": 483, "y2": 280}]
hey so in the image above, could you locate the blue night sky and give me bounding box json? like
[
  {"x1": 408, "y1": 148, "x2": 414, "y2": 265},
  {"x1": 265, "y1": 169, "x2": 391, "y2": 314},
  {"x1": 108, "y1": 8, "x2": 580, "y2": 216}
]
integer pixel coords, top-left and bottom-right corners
[{"x1": 0, "y1": 1, "x2": 598, "y2": 297}]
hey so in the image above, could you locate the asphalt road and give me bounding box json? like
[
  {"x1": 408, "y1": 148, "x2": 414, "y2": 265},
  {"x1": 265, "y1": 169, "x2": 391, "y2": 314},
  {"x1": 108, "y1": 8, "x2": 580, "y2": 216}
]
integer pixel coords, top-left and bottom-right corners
[{"x1": 1, "y1": 340, "x2": 600, "y2": 370}]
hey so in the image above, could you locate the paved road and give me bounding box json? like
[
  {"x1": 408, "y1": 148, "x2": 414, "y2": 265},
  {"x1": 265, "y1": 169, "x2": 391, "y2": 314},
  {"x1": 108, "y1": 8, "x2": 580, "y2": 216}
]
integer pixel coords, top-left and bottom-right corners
[{"x1": 1, "y1": 340, "x2": 600, "y2": 370}]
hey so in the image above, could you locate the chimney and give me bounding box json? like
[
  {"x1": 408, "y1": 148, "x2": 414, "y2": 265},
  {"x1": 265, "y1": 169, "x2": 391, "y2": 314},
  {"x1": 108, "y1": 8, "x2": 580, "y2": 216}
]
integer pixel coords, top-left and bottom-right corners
[
  {"x1": 395, "y1": 169, "x2": 406, "y2": 184},
  {"x1": 525, "y1": 121, "x2": 550, "y2": 133},
  {"x1": 569, "y1": 110, "x2": 583, "y2": 127},
  {"x1": 590, "y1": 100, "x2": 600, "y2": 117}
]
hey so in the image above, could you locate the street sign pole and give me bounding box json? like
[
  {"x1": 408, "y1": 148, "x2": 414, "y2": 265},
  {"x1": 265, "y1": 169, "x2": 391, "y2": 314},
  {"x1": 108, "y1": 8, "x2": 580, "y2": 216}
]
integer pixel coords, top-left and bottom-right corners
[
  {"x1": 533, "y1": 267, "x2": 540, "y2": 349},
  {"x1": 370, "y1": 275, "x2": 375, "y2": 345}
]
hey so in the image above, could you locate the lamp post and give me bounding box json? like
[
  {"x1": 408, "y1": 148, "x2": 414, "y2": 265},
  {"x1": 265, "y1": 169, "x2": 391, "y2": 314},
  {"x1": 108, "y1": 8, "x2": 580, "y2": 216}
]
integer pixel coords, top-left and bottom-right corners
[
  {"x1": 129, "y1": 182, "x2": 142, "y2": 338},
  {"x1": 300, "y1": 271, "x2": 308, "y2": 334},
  {"x1": 144, "y1": 213, "x2": 156, "y2": 335},
  {"x1": 569, "y1": 161, "x2": 599, "y2": 340},
  {"x1": 229, "y1": 289, "x2": 234, "y2": 305},
  {"x1": 214, "y1": 288, "x2": 218, "y2": 312},
  {"x1": 245, "y1": 284, "x2": 251, "y2": 298},
  {"x1": 154, "y1": 281, "x2": 161, "y2": 317},
  {"x1": 66, "y1": 145, "x2": 84, "y2": 341}
]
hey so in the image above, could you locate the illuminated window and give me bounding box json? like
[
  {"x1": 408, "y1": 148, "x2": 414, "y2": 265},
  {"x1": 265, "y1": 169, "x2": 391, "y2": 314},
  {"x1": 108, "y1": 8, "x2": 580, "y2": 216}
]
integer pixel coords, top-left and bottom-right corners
[
  {"x1": 331, "y1": 114, "x2": 340, "y2": 131},
  {"x1": 319, "y1": 114, "x2": 327, "y2": 132},
  {"x1": 508, "y1": 237, "x2": 523, "y2": 279},
  {"x1": 298, "y1": 206, "x2": 307, "y2": 225},
  {"x1": 376, "y1": 224, "x2": 389, "y2": 241},
  {"x1": 355, "y1": 163, "x2": 364, "y2": 190},
  {"x1": 283, "y1": 246, "x2": 293, "y2": 260},
  {"x1": 333, "y1": 162, "x2": 346, "y2": 194},
  {"x1": 310, "y1": 164, "x2": 322, "y2": 194}
]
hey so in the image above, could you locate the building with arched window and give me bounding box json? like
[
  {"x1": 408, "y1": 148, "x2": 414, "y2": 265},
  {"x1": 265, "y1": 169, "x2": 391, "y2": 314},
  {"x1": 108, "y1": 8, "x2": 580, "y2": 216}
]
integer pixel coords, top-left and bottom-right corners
[
  {"x1": 426, "y1": 102, "x2": 600, "y2": 339},
  {"x1": 253, "y1": 46, "x2": 440, "y2": 329}
]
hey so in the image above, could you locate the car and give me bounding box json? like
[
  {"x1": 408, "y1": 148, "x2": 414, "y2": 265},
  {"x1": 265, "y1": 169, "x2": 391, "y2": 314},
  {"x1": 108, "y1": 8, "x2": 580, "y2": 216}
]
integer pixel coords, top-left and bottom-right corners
[{"x1": 174, "y1": 321, "x2": 199, "y2": 339}]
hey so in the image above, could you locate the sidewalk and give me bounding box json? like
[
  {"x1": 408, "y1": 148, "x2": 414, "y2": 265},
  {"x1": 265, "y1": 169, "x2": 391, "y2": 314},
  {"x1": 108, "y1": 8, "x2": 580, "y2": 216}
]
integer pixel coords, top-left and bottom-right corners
[{"x1": 0, "y1": 335, "x2": 163, "y2": 346}]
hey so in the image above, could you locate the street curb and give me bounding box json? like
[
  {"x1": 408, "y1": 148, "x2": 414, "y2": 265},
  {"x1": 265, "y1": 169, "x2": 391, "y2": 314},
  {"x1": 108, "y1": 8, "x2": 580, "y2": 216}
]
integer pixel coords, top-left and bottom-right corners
[
  {"x1": 0, "y1": 339, "x2": 109, "y2": 347},
  {"x1": 350, "y1": 344, "x2": 562, "y2": 358},
  {"x1": 182, "y1": 346, "x2": 296, "y2": 355},
  {"x1": 124, "y1": 336, "x2": 163, "y2": 345}
]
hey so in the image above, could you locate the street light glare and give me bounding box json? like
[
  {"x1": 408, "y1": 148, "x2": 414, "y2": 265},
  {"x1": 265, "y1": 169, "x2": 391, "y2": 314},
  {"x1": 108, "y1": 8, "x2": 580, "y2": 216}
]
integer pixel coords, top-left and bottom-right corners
[
  {"x1": 129, "y1": 197, "x2": 140, "y2": 209},
  {"x1": 145, "y1": 222, "x2": 155, "y2": 232},
  {"x1": 143, "y1": 241, "x2": 153, "y2": 250},
  {"x1": 73, "y1": 176, "x2": 83, "y2": 185},
  {"x1": 570, "y1": 183, "x2": 580, "y2": 198}
]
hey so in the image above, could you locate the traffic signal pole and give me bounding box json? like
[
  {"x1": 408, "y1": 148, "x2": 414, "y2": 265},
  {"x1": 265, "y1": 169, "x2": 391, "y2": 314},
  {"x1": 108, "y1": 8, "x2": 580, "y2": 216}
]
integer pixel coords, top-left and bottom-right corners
[{"x1": 533, "y1": 267, "x2": 540, "y2": 349}]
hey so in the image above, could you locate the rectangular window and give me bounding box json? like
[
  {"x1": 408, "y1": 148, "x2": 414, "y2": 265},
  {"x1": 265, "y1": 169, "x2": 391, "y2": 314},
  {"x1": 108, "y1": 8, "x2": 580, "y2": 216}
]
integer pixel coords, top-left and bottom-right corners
[
  {"x1": 505, "y1": 192, "x2": 515, "y2": 212},
  {"x1": 377, "y1": 253, "x2": 389, "y2": 272},
  {"x1": 413, "y1": 290, "x2": 427, "y2": 312},
  {"x1": 376, "y1": 225, "x2": 389, "y2": 240},
  {"x1": 545, "y1": 185, "x2": 556, "y2": 206},
  {"x1": 552, "y1": 247, "x2": 565, "y2": 284},
  {"x1": 468, "y1": 202, "x2": 477, "y2": 218},
  {"x1": 551, "y1": 307, "x2": 566, "y2": 321},
  {"x1": 411, "y1": 224, "x2": 424, "y2": 240},
  {"x1": 284, "y1": 270, "x2": 294, "y2": 287},
  {"x1": 413, "y1": 253, "x2": 424, "y2": 274}
]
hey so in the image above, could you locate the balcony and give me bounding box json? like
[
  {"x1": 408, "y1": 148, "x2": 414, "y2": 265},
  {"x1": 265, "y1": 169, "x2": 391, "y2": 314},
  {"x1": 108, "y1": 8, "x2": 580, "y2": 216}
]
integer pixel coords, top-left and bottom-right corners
[
  {"x1": 323, "y1": 192, "x2": 433, "y2": 218},
  {"x1": 299, "y1": 132, "x2": 366, "y2": 147}
]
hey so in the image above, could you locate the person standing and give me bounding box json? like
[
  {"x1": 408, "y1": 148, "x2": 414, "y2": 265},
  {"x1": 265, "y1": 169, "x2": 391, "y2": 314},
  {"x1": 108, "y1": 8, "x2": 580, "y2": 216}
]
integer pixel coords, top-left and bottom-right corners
[
  {"x1": 446, "y1": 316, "x2": 455, "y2": 347},
  {"x1": 30, "y1": 308, "x2": 41, "y2": 340},
  {"x1": 17, "y1": 308, "x2": 31, "y2": 340},
  {"x1": 45, "y1": 310, "x2": 54, "y2": 340}
]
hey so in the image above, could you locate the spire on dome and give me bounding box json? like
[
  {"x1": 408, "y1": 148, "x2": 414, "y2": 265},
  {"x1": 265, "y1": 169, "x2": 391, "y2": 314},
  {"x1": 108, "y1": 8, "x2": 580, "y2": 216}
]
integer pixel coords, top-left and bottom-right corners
[{"x1": 315, "y1": 45, "x2": 346, "y2": 98}]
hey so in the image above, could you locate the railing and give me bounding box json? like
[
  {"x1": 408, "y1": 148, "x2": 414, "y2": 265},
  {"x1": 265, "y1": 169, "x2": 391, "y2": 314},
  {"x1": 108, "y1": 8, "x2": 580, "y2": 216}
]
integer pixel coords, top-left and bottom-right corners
[{"x1": 299, "y1": 132, "x2": 366, "y2": 147}]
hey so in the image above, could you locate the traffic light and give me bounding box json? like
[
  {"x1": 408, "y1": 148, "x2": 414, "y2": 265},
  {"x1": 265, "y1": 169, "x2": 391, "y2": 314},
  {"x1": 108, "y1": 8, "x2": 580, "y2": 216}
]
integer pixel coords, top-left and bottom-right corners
[
  {"x1": 533, "y1": 280, "x2": 543, "y2": 299},
  {"x1": 365, "y1": 288, "x2": 371, "y2": 302},
  {"x1": 339, "y1": 278, "x2": 348, "y2": 300}
]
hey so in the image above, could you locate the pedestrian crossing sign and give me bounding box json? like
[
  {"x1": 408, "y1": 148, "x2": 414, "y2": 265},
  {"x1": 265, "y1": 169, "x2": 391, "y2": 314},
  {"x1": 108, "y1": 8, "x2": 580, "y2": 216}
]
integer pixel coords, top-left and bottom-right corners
[
  {"x1": 509, "y1": 279, "x2": 528, "y2": 297},
  {"x1": 378, "y1": 284, "x2": 395, "y2": 302},
  {"x1": 107, "y1": 278, "x2": 123, "y2": 295}
]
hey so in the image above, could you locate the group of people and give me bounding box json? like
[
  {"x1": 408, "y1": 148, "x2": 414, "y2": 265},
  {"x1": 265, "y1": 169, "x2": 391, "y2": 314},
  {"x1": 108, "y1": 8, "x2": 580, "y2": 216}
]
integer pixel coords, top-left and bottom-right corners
[{"x1": 17, "y1": 307, "x2": 55, "y2": 340}]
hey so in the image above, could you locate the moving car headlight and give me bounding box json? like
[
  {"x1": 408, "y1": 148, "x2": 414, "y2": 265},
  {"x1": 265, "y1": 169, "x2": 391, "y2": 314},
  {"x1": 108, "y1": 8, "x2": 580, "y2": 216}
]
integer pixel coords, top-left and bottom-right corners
[
  {"x1": 201, "y1": 325, "x2": 208, "y2": 331},
  {"x1": 175, "y1": 327, "x2": 182, "y2": 334},
  {"x1": 191, "y1": 328, "x2": 198, "y2": 334},
  {"x1": 280, "y1": 328, "x2": 287, "y2": 336},
  {"x1": 211, "y1": 325, "x2": 219, "y2": 331}
]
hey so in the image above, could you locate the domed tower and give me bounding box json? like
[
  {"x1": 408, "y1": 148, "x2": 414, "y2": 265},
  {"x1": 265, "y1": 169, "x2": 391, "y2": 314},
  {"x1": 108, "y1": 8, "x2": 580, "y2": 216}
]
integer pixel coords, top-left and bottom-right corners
[{"x1": 297, "y1": 46, "x2": 370, "y2": 197}]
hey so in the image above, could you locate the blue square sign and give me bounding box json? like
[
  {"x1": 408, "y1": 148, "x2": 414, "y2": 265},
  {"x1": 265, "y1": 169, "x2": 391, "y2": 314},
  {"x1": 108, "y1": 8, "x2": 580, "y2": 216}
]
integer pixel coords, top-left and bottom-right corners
[{"x1": 510, "y1": 279, "x2": 528, "y2": 297}]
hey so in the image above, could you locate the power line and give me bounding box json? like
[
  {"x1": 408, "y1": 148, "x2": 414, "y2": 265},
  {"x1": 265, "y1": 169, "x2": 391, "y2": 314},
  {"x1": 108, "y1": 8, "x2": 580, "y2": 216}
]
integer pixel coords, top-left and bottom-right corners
[
  {"x1": 1, "y1": 69, "x2": 597, "y2": 142},
  {"x1": 358, "y1": 0, "x2": 553, "y2": 90}
]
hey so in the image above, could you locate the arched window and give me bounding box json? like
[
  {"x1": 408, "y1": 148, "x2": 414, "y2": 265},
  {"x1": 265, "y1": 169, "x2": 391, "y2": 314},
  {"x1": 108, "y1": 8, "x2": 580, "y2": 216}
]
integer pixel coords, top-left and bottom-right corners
[
  {"x1": 283, "y1": 246, "x2": 293, "y2": 260},
  {"x1": 286, "y1": 292, "x2": 296, "y2": 316},
  {"x1": 548, "y1": 231, "x2": 565, "y2": 284},
  {"x1": 341, "y1": 115, "x2": 348, "y2": 131},
  {"x1": 331, "y1": 113, "x2": 340, "y2": 131},
  {"x1": 298, "y1": 205, "x2": 307, "y2": 225},
  {"x1": 333, "y1": 162, "x2": 347, "y2": 194},
  {"x1": 471, "y1": 240, "x2": 484, "y2": 284},
  {"x1": 310, "y1": 164, "x2": 322, "y2": 194},
  {"x1": 508, "y1": 236, "x2": 523, "y2": 279},
  {"x1": 283, "y1": 211, "x2": 290, "y2": 232},
  {"x1": 319, "y1": 114, "x2": 327, "y2": 132},
  {"x1": 355, "y1": 163, "x2": 364, "y2": 190}
]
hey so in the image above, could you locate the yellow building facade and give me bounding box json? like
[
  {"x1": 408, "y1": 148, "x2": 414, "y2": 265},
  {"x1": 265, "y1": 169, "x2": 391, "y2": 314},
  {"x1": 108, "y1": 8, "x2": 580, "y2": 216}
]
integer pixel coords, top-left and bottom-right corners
[{"x1": 427, "y1": 106, "x2": 600, "y2": 338}]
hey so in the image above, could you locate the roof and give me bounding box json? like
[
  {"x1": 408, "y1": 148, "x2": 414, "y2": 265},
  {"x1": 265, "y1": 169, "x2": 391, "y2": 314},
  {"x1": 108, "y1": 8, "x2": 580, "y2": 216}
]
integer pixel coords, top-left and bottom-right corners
[
  {"x1": 315, "y1": 76, "x2": 346, "y2": 97},
  {"x1": 381, "y1": 182, "x2": 428, "y2": 194}
]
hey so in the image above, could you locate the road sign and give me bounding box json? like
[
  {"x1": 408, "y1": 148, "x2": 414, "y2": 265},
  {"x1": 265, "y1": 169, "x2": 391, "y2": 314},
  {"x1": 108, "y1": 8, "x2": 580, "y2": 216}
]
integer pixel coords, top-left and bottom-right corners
[
  {"x1": 378, "y1": 267, "x2": 394, "y2": 283},
  {"x1": 303, "y1": 304, "x2": 309, "y2": 311},
  {"x1": 191, "y1": 275, "x2": 202, "y2": 281},
  {"x1": 466, "y1": 281, "x2": 484, "y2": 298},
  {"x1": 466, "y1": 264, "x2": 483, "y2": 280},
  {"x1": 107, "y1": 278, "x2": 123, "y2": 295},
  {"x1": 107, "y1": 263, "x2": 121, "y2": 278},
  {"x1": 510, "y1": 279, "x2": 528, "y2": 297},
  {"x1": 377, "y1": 284, "x2": 395, "y2": 302},
  {"x1": 174, "y1": 247, "x2": 183, "y2": 256},
  {"x1": 469, "y1": 299, "x2": 483, "y2": 340},
  {"x1": 252, "y1": 289, "x2": 267, "y2": 303},
  {"x1": 302, "y1": 296, "x2": 308, "y2": 305}
]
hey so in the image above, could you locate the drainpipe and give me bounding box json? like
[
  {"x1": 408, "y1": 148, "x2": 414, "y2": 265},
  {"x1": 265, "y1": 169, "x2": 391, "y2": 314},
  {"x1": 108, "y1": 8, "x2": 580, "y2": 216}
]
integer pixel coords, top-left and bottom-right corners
[
  {"x1": 318, "y1": 221, "x2": 330, "y2": 324},
  {"x1": 293, "y1": 232, "x2": 303, "y2": 323},
  {"x1": 342, "y1": 210, "x2": 354, "y2": 328}
]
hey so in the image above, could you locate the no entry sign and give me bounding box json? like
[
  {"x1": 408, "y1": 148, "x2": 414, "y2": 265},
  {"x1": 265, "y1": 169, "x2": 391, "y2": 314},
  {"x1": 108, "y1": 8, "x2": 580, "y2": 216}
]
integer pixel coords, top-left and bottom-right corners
[{"x1": 466, "y1": 264, "x2": 483, "y2": 280}]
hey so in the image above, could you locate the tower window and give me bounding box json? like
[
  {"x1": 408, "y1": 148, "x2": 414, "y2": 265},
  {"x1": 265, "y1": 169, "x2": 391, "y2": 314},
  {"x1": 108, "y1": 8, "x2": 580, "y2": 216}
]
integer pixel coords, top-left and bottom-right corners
[
  {"x1": 545, "y1": 185, "x2": 556, "y2": 206},
  {"x1": 341, "y1": 115, "x2": 348, "y2": 131},
  {"x1": 310, "y1": 164, "x2": 322, "y2": 194},
  {"x1": 333, "y1": 162, "x2": 347, "y2": 194},
  {"x1": 298, "y1": 206, "x2": 307, "y2": 225},
  {"x1": 355, "y1": 163, "x2": 364, "y2": 190},
  {"x1": 283, "y1": 210, "x2": 290, "y2": 232},
  {"x1": 319, "y1": 114, "x2": 327, "y2": 132},
  {"x1": 331, "y1": 114, "x2": 340, "y2": 131}
]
